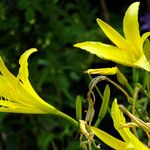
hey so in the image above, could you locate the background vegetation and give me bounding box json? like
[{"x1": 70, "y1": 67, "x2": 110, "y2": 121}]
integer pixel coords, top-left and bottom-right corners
[{"x1": 0, "y1": 0, "x2": 149, "y2": 149}]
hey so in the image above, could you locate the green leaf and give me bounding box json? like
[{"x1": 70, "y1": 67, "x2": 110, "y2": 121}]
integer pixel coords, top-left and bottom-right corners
[
  {"x1": 111, "y1": 99, "x2": 149, "y2": 150},
  {"x1": 94, "y1": 84, "x2": 110, "y2": 127}
]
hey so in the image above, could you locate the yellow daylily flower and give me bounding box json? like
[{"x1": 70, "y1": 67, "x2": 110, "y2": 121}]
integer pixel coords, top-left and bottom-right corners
[
  {"x1": 74, "y1": 2, "x2": 150, "y2": 71},
  {"x1": 0, "y1": 48, "x2": 77, "y2": 125},
  {"x1": 91, "y1": 99, "x2": 149, "y2": 150},
  {"x1": 111, "y1": 99, "x2": 149, "y2": 149}
]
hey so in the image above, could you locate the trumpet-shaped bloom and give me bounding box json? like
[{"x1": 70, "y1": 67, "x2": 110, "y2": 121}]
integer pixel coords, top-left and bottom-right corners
[
  {"x1": 0, "y1": 48, "x2": 77, "y2": 125},
  {"x1": 91, "y1": 99, "x2": 149, "y2": 150},
  {"x1": 74, "y1": 2, "x2": 150, "y2": 71}
]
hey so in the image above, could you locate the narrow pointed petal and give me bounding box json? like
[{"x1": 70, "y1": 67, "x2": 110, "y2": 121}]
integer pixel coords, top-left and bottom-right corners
[
  {"x1": 85, "y1": 67, "x2": 118, "y2": 75},
  {"x1": 123, "y1": 2, "x2": 142, "y2": 53},
  {"x1": 134, "y1": 55, "x2": 150, "y2": 71},
  {"x1": 143, "y1": 39, "x2": 150, "y2": 61},
  {"x1": 91, "y1": 126, "x2": 127, "y2": 150},
  {"x1": 74, "y1": 42, "x2": 133, "y2": 66},
  {"x1": 111, "y1": 99, "x2": 132, "y2": 142},
  {"x1": 17, "y1": 48, "x2": 37, "y2": 87},
  {"x1": 142, "y1": 32, "x2": 150, "y2": 45},
  {"x1": 111, "y1": 99, "x2": 149, "y2": 149},
  {"x1": 0, "y1": 101, "x2": 46, "y2": 114},
  {"x1": 17, "y1": 48, "x2": 41, "y2": 99},
  {"x1": 0, "y1": 57, "x2": 18, "y2": 87},
  {"x1": 96, "y1": 18, "x2": 128, "y2": 50},
  {"x1": 0, "y1": 74, "x2": 35, "y2": 106}
]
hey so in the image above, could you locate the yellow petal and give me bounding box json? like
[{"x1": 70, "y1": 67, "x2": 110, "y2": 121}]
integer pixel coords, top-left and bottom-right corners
[
  {"x1": 142, "y1": 32, "x2": 150, "y2": 45},
  {"x1": 0, "y1": 75, "x2": 21, "y2": 103},
  {"x1": 17, "y1": 48, "x2": 41, "y2": 99},
  {"x1": 74, "y1": 42, "x2": 134, "y2": 66},
  {"x1": 17, "y1": 48, "x2": 37, "y2": 87},
  {"x1": 0, "y1": 73, "x2": 35, "y2": 107},
  {"x1": 18, "y1": 81, "x2": 57, "y2": 113},
  {"x1": 91, "y1": 126, "x2": 127, "y2": 150},
  {"x1": 123, "y1": 2, "x2": 142, "y2": 54},
  {"x1": 111, "y1": 99, "x2": 149, "y2": 149},
  {"x1": 85, "y1": 67, "x2": 118, "y2": 75},
  {"x1": 111, "y1": 99, "x2": 131, "y2": 142},
  {"x1": 96, "y1": 18, "x2": 128, "y2": 50},
  {"x1": 18, "y1": 79, "x2": 78, "y2": 126},
  {"x1": 0, "y1": 57, "x2": 18, "y2": 87},
  {"x1": 143, "y1": 39, "x2": 150, "y2": 62},
  {"x1": 134, "y1": 55, "x2": 150, "y2": 71},
  {"x1": 0, "y1": 101, "x2": 46, "y2": 114}
]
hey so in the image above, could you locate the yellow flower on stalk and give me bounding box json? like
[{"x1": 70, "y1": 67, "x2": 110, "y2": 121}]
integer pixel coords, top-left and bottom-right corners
[
  {"x1": 91, "y1": 99, "x2": 149, "y2": 150},
  {"x1": 74, "y1": 2, "x2": 150, "y2": 71},
  {"x1": 0, "y1": 49, "x2": 77, "y2": 125},
  {"x1": 85, "y1": 66, "x2": 118, "y2": 75},
  {"x1": 85, "y1": 67, "x2": 128, "y2": 86}
]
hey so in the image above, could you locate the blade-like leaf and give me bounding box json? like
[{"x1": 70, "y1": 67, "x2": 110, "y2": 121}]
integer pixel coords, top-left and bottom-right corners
[{"x1": 94, "y1": 84, "x2": 110, "y2": 127}]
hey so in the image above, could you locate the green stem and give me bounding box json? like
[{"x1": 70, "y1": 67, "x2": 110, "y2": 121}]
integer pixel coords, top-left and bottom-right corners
[
  {"x1": 106, "y1": 77, "x2": 131, "y2": 103},
  {"x1": 131, "y1": 86, "x2": 139, "y2": 138},
  {"x1": 132, "y1": 87, "x2": 139, "y2": 115},
  {"x1": 88, "y1": 74, "x2": 103, "y2": 99},
  {"x1": 89, "y1": 76, "x2": 131, "y2": 103},
  {"x1": 133, "y1": 68, "x2": 139, "y2": 84},
  {"x1": 126, "y1": 83, "x2": 134, "y2": 97},
  {"x1": 143, "y1": 98, "x2": 148, "y2": 111},
  {"x1": 143, "y1": 71, "x2": 150, "y2": 91}
]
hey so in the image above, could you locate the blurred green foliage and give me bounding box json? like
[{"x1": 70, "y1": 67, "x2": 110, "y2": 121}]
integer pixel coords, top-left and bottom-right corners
[{"x1": 0, "y1": 0, "x2": 146, "y2": 149}]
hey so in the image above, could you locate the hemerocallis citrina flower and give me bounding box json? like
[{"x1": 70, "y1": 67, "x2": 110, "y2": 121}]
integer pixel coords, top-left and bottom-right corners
[
  {"x1": 74, "y1": 2, "x2": 150, "y2": 71},
  {"x1": 0, "y1": 48, "x2": 77, "y2": 125},
  {"x1": 91, "y1": 99, "x2": 149, "y2": 150}
]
